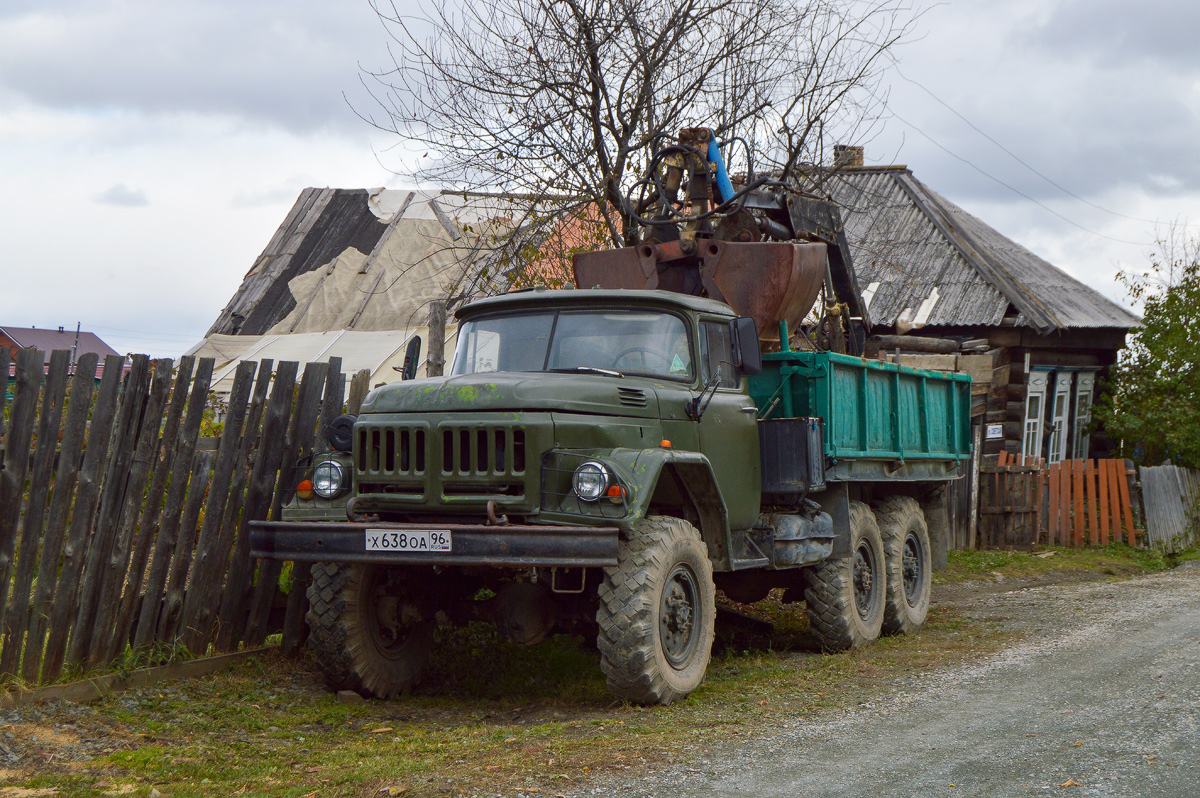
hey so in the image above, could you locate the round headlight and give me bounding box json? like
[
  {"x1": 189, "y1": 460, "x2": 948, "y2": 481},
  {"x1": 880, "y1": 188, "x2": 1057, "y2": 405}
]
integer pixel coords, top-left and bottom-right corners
[
  {"x1": 312, "y1": 460, "x2": 347, "y2": 499},
  {"x1": 572, "y1": 461, "x2": 610, "y2": 502}
]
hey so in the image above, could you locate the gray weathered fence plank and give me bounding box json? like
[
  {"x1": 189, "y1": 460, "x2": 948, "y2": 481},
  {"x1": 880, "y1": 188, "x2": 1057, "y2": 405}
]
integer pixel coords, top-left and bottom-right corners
[
  {"x1": 40, "y1": 353, "x2": 126, "y2": 682},
  {"x1": 0, "y1": 349, "x2": 46, "y2": 652},
  {"x1": 346, "y1": 368, "x2": 370, "y2": 414},
  {"x1": 156, "y1": 449, "x2": 215, "y2": 643},
  {"x1": 1139, "y1": 464, "x2": 1200, "y2": 551},
  {"x1": 178, "y1": 360, "x2": 259, "y2": 653},
  {"x1": 215, "y1": 361, "x2": 298, "y2": 651},
  {"x1": 244, "y1": 360, "x2": 328, "y2": 646},
  {"x1": 106, "y1": 356, "x2": 196, "y2": 662},
  {"x1": 0, "y1": 350, "x2": 70, "y2": 675},
  {"x1": 67, "y1": 355, "x2": 151, "y2": 667},
  {"x1": 89, "y1": 358, "x2": 174, "y2": 665},
  {"x1": 199, "y1": 359, "x2": 273, "y2": 652},
  {"x1": 133, "y1": 358, "x2": 213, "y2": 651},
  {"x1": 0, "y1": 349, "x2": 9, "y2": 446},
  {"x1": 21, "y1": 353, "x2": 99, "y2": 682}
]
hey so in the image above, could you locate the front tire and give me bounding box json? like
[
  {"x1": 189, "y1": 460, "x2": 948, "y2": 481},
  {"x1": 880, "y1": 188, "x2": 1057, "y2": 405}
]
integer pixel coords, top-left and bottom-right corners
[
  {"x1": 804, "y1": 501, "x2": 886, "y2": 651},
  {"x1": 305, "y1": 562, "x2": 434, "y2": 699},
  {"x1": 596, "y1": 516, "x2": 716, "y2": 705},
  {"x1": 874, "y1": 496, "x2": 932, "y2": 634}
]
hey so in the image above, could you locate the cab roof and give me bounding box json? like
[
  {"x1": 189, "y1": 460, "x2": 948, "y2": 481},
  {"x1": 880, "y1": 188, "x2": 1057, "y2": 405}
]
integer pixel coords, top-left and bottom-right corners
[{"x1": 456, "y1": 287, "x2": 737, "y2": 320}]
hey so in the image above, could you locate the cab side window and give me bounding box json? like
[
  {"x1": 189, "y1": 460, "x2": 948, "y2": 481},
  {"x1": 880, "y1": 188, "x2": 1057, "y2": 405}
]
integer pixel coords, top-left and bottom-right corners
[{"x1": 700, "y1": 320, "x2": 739, "y2": 389}]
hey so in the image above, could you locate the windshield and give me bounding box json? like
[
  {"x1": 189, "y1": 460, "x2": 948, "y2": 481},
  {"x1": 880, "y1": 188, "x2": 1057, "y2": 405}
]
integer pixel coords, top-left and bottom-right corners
[{"x1": 451, "y1": 309, "x2": 694, "y2": 380}]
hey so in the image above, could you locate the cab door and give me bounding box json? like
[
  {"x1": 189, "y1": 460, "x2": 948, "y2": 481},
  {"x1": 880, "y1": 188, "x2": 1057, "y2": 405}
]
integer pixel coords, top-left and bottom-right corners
[{"x1": 697, "y1": 318, "x2": 761, "y2": 530}]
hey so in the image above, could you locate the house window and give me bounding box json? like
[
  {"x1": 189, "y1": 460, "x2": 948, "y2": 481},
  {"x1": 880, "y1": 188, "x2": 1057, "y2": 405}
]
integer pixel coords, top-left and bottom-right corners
[
  {"x1": 1023, "y1": 371, "x2": 1049, "y2": 460},
  {"x1": 1071, "y1": 371, "x2": 1097, "y2": 460},
  {"x1": 1047, "y1": 371, "x2": 1074, "y2": 463}
]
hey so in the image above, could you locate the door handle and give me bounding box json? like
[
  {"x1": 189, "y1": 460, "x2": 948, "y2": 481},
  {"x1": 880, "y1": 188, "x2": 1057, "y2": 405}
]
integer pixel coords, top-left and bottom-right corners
[{"x1": 740, "y1": 406, "x2": 759, "y2": 413}]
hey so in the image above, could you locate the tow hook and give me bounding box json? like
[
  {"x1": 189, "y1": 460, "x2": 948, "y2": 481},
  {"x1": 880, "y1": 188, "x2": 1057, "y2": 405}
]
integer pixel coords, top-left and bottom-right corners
[{"x1": 486, "y1": 499, "x2": 509, "y2": 526}]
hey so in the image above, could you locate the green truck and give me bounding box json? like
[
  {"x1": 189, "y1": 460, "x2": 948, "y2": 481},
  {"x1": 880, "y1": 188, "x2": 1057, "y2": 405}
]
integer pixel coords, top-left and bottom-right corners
[{"x1": 251, "y1": 284, "x2": 971, "y2": 705}]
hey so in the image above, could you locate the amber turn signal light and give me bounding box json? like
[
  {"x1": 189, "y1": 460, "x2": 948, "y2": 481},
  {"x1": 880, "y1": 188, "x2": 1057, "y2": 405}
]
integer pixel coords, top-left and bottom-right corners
[{"x1": 297, "y1": 479, "x2": 315, "y2": 500}]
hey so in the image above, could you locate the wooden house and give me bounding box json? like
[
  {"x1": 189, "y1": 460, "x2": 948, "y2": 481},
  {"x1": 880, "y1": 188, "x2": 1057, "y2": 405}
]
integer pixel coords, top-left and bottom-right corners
[{"x1": 818, "y1": 152, "x2": 1140, "y2": 465}]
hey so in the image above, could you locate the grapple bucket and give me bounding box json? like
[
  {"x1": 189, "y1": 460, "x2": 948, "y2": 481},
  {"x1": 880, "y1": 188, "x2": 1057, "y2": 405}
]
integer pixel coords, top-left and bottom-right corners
[{"x1": 571, "y1": 240, "x2": 828, "y2": 336}]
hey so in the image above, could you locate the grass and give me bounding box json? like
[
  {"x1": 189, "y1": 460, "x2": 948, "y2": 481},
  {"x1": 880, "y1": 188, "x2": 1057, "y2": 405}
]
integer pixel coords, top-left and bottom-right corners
[
  {"x1": 3, "y1": 544, "x2": 1192, "y2": 798},
  {"x1": 934, "y1": 543, "x2": 1198, "y2": 583}
]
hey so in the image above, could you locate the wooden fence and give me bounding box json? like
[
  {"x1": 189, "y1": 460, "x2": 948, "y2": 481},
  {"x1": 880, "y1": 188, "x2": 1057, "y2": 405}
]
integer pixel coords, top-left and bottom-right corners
[
  {"x1": 0, "y1": 348, "x2": 365, "y2": 686},
  {"x1": 978, "y1": 452, "x2": 1140, "y2": 549},
  {"x1": 1139, "y1": 464, "x2": 1200, "y2": 551}
]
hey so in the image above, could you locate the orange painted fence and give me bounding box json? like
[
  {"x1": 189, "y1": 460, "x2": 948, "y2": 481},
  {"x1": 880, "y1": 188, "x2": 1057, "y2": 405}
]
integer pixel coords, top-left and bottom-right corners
[{"x1": 979, "y1": 452, "x2": 1141, "y2": 549}]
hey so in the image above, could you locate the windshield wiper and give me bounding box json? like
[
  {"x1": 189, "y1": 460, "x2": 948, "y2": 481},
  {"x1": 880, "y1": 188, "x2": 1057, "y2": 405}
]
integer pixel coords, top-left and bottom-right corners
[{"x1": 548, "y1": 367, "x2": 624, "y2": 378}]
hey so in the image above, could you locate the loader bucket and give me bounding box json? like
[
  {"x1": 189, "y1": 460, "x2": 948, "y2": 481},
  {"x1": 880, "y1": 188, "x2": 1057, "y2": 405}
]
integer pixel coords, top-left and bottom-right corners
[{"x1": 571, "y1": 240, "x2": 828, "y2": 336}]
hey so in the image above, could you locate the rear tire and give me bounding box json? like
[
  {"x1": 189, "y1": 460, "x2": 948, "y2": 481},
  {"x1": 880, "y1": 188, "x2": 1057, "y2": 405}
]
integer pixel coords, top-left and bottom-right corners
[
  {"x1": 596, "y1": 516, "x2": 716, "y2": 705},
  {"x1": 874, "y1": 496, "x2": 932, "y2": 634},
  {"x1": 305, "y1": 562, "x2": 434, "y2": 699},
  {"x1": 804, "y1": 501, "x2": 885, "y2": 651}
]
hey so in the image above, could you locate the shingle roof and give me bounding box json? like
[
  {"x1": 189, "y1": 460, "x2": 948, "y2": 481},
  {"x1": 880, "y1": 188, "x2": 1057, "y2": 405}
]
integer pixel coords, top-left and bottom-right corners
[
  {"x1": 0, "y1": 326, "x2": 121, "y2": 361},
  {"x1": 822, "y1": 167, "x2": 1141, "y2": 333}
]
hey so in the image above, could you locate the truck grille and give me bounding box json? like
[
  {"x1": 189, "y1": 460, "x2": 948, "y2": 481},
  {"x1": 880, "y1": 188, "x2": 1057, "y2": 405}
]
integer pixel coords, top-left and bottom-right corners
[
  {"x1": 356, "y1": 423, "x2": 526, "y2": 478},
  {"x1": 440, "y1": 427, "x2": 526, "y2": 475},
  {"x1": 357, "y1": 427, "x2": 428, "y2": 475}
]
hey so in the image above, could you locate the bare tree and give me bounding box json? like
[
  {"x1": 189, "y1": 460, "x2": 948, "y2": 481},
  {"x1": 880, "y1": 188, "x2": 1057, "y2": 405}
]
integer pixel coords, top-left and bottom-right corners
[{"x1": 361, "y1": 0, "x2": 915, "y2": 277}]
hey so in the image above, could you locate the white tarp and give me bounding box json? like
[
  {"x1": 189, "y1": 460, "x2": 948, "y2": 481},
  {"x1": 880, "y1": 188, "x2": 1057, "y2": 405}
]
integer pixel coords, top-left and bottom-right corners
[{"x1": 185, "y1": 326, "x2": 459, "y2": 395}]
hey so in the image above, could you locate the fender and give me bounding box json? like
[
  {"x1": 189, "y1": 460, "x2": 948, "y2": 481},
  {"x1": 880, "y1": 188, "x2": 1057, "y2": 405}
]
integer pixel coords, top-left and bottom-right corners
[{"x1": 622, "y1": 447, "x2": 733, "y2": 571}]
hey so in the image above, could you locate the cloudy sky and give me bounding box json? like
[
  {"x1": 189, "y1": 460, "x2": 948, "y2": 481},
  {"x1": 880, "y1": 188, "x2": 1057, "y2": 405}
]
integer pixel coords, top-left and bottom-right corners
[{"x1": 1, "y1": 0, "x2": 1194, "y2": 357}]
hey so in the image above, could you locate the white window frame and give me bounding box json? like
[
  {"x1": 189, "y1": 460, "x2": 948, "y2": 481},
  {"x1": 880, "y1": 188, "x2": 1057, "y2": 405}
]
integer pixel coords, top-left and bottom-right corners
[
  {"x1": 1047, "y1": 371, "x2": 1074, "y2": 463},
  {"x1": 1023, "y1": 371, "x2": 1049, "y2": 460},
  {"x1": 1071, "y1": 370, "x2": 1097, "y2": 460}
]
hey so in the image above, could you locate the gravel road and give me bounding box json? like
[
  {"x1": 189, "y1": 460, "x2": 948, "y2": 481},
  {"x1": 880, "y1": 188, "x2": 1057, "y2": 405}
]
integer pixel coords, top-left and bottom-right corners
[{"x1": 573, "y1": 562, "x2": 1200, "y2": 798}]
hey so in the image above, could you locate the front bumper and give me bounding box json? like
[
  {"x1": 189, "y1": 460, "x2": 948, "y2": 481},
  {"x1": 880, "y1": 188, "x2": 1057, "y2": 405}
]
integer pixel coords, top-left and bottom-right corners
[{"x1": 249, "y1": 520, "x2": 619, "y2": 568}]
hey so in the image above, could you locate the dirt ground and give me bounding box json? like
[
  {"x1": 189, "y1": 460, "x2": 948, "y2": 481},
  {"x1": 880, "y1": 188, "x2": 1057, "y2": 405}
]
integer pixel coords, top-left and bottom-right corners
[
  {"x1": 0, "y1": 557, "x2": 1192, "y2": 797},
  {"x1": 569, "y1": 560, "x2": 1200, "y2": 797}
]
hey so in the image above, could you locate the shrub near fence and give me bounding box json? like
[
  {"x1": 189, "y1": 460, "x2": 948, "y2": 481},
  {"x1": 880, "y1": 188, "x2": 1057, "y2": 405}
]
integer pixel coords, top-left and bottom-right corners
[{"x1": 0, "y1": 348, "x2": 352, "y2": 686}]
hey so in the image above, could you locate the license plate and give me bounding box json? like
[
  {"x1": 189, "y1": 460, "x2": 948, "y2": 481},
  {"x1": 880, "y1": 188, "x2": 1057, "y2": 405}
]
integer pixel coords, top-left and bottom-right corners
[{"x1": 364, "y1": 529, "x2": 452, "y2": 552}]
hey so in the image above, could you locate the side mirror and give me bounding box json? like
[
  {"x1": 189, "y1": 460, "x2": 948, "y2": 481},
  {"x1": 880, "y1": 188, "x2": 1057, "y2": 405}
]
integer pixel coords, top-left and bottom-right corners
[
  {"x1": 400, "y1": 335, "x2": 422, "y2": 381},
  {"x1": 730, "y1": 317, "x2": 762, "y2": 376}
]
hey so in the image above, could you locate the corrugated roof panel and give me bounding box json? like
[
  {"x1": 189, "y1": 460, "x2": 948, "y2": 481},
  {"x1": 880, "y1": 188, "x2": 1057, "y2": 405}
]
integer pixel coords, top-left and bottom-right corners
[
  {"x1": 934, "y1": 192, "x2": 1141, "y2": 329},
  {"x1": 827, "y1": 171, "x2": 1009, "y2": 328},
  {"x1": 824, "y1": 169, "x2": 1139, "y2": 331}
]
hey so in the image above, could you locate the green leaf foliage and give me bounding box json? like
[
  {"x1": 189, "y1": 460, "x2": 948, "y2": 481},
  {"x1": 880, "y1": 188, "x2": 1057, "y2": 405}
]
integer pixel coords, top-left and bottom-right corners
[{"x1": 1096, "y1": 242, "x2": 1200, "y2": 468}]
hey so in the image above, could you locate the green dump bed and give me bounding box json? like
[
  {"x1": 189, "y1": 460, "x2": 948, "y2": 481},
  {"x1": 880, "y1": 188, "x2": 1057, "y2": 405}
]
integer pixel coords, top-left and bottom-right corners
[{"x1": 748, "y1": 350, "x2": 972, "y2": 464}]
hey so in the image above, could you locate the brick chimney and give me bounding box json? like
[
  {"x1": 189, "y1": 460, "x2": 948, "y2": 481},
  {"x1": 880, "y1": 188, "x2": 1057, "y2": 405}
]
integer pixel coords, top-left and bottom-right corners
[{"x1": 833, "y1": 144, "x2": 864, "y2": 168}]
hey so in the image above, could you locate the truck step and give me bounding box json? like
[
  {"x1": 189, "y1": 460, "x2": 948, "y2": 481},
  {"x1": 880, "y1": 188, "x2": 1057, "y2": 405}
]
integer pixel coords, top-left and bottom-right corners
[{"x1": 731, "y1": 556, "x2": 770, "y2": 571}]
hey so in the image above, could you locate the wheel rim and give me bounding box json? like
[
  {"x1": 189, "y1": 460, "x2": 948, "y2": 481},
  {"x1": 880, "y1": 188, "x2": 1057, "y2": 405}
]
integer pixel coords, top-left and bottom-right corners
[
  {"x1": 365, "y1": 569, "x2": 422, "y2": 660},
  {"x1": 659, "y1": 563, "x2": 700, "y2": 668},
  {"x1": 852, "y1": 541, "x2": 879, "y2": 620},
  {"x1": 902, "y1": 531, "x2": 925, "y2": 605}
]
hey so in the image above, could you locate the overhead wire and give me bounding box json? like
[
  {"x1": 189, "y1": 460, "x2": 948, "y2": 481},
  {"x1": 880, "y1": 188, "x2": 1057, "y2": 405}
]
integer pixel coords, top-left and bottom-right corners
[
  {"x1": 875, "y1": 99, "x2": 1154, "y2": 247},
  {"x1": 891, "y1": 63, "x2": 1160, "y2": 226}
]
